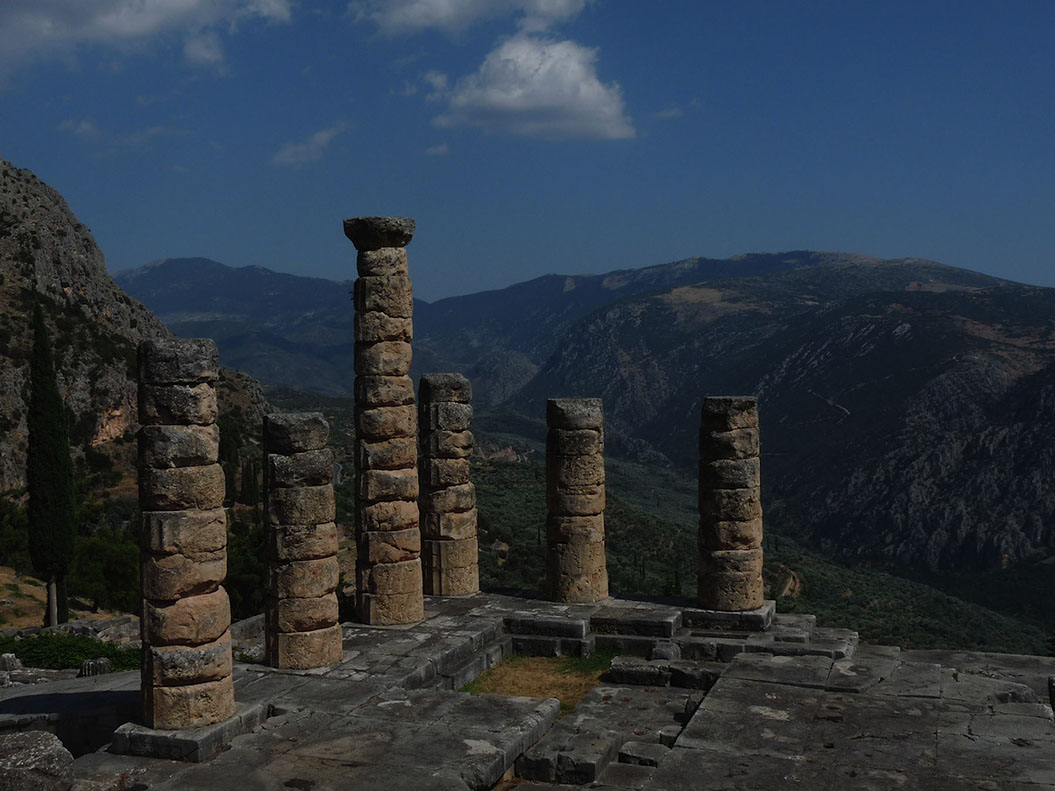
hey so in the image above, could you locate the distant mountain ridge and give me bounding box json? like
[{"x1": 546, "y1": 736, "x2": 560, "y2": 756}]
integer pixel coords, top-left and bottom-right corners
[{"x1": 116, "y1": 251, "x2": 1055, "y2": 575}]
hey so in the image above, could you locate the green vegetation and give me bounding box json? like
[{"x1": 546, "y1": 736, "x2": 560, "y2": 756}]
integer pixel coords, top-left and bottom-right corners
[
  {"x1": 0, "y1": 632, "x2": 139, "y2": 671},
  {"x1": 27, "y1": 303, "x2": 77, "y2": 625}
]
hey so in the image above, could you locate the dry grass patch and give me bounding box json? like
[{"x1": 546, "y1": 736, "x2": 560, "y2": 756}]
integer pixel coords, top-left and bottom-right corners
[{"x1": 462, "y1": 652, "x2": 615, "y2": 715}]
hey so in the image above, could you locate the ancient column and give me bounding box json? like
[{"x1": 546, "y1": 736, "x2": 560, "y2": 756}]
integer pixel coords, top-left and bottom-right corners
[
  {"x1": 344, "y1": 216, "x2": 424, "y2": 625},
  {"x1": 419, "y1": 374, "x2": 478, "y2": 596},
  {"x1": 545, "y1": 398, "x2": 608, "y2": 603},
  {"x1": 698, "y1": 396, "x2": 764, "y2": 611},
  {"x1": 138, "y1": 338, "x2": 233, "y2": 730},
  {"x1": 264, "y1": 412, "x2": 342, "y2": 669}
]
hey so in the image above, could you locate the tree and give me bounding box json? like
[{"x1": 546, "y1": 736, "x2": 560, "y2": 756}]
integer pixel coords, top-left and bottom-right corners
[{"x1": 26, "y1": 303, "x2": 77, "y2": 626}]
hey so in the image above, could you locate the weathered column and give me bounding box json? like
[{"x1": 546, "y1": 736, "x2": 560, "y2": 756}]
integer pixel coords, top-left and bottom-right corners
[
  {"x1": 419, "y1": 374, "x2": 478, "y2": 596},
  {"x1": 344, "y1": 216, "x2": 424, "y2": 625},
  {"x1": 264, "y1": 412, "x2": 342, "y2": 669},
  {"x1": 698, "y1": 396, "x2": 764, "y2": 611},
  {"x1": 138, "y1": 338, "x2": 233, "y2": 730},
  {"x1": 545, "y1": 398, "x2": 608, "y2": 603}
]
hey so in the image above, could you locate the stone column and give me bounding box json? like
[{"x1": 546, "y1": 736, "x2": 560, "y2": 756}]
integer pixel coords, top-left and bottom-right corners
[
  {"x1": 545, "y1": 398, "x2": 608, "y2": 603},
  {"x1": 698, "y1": 396, "x2": 764, "y2": 611},
  {"x1": 138, "y1": 338, "x2": 233, "y2": 730},
  {"x1": 344, "y1": 216, "x2": 424, "y2": 625},
  {"x1": 419, "y1": 374, "x2": 478, "y2": 596},
  {"x1": 264, "y1": 412, "x2": 342, "y2": 669}
]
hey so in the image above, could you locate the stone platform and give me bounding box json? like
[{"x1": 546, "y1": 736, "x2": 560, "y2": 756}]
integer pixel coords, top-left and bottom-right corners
[{"x1": 2, "y1": 592, "x2": 1054, "y2": 789}]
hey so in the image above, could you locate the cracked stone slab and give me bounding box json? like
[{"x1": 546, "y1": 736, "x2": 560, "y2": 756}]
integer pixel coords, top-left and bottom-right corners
[
  {"x1": 827, "y1": 644, "x2": 901, "y2": 694},
  {"x1": 872, "y1": 661, "x2": 943, "y2": 699},
  {"x1": 725, "y1": 652, "x2": 834, "y2": 689}
]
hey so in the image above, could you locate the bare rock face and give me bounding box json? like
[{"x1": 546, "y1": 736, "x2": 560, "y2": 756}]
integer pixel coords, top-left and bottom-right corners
[{"x1": 0, "y1": 730, "x2": 73, "y2": 791}]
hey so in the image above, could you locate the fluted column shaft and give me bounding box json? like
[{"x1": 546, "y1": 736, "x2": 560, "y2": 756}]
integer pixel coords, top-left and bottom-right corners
[{"x1": 138, "y1": 338, "x2": 233, "y2": 730}]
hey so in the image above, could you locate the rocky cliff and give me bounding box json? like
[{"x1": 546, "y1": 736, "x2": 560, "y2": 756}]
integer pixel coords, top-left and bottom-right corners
[{"x1": 0, "y1": 160, "x2": 267, "y2": 491}]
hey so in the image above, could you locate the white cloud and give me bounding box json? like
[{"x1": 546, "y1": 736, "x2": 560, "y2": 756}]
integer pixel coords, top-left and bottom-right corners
[
  {"x1": 57, "y1": 119, "x2": 191, "y2": 150},
  {"x1": 653, "y1": 107, "x2": 684, "y2": 120},
  {"x1": 425, "y1": 143, "x2": 450, "y2": 155},
  {"x1": 0, "y1": 0, "x2": 291, "y2": 77},
  {"x1": 423, "y1": 70, "x2": 449, "y2": 100},
  {"x1": 352, "y1": 0, "x2": 588, "y2": 35},
  {"x1": 271, "y1": 124, "x2": 348, "y2": 167},
  {"x1": 57, "y1": 119, "x2": 102, "y2": 141},
  {"x1": 435, "y1": 34, "x2": 634, "y2": 140}
]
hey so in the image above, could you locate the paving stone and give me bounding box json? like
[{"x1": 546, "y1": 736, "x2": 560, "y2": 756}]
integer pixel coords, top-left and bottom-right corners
[
  {"x1": 506, "y1": 615, "x2": 589, "y2": 638},
  {"x1": 111, "y1": 702, "x2": 267, "y2": 763},
  {"x1": 618, "y1": 739, "x2": 670, "y2": 766},
  {"x1": 594, "y1": 759, "x2": 657, "y2": 788},
  {"x1": 647, "y1": 746, "x2": 805, "y2": 790},
  {"x1": 591, "y1": 608, "x2": 682, "y2": 638},
  {"x1": 726, "y1": 652, "x2": 833, "y2": 689},
  {"x1": 872, "y1": 660, "x2": 943, "y2": 699}
]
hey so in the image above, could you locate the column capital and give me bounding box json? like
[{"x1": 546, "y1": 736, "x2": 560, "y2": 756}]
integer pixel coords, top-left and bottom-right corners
[{"x1": 343, "y1": 216, "x2": 415, "y2": 251}]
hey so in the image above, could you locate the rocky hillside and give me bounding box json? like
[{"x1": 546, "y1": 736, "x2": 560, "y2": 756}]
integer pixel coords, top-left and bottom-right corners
[
  {"x1": 0, "y1": 160, "x2": 267, "y2": 491},
  {"x1": 117, "y1": 250, "x2": 1055, "y2": 575}
]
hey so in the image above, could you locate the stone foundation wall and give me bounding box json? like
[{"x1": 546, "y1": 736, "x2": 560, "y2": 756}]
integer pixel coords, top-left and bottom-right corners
[
  {"x1": 698, "y1": 396, "x2": 764, "y2": 611},
  {"x1": 419, "y1": 373, "x2": 479, "y2": 596},
  {"x1": 264, "y1": 412, "x2": 342, "y2": 669},
  {"x1": 344, "y1": 216, "x2": 424, "y2": 625},
  {"x1": 138, "y1": 338, "x2": 234, "y2": 730},
  {"x1": 545, "y1": 398, "x2": 608, "y2": 603}
]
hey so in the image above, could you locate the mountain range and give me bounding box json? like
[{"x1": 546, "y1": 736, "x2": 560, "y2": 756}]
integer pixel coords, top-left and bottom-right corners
[{"x1": 116, "y1": 252, "x2": 1055, "y2": 575}]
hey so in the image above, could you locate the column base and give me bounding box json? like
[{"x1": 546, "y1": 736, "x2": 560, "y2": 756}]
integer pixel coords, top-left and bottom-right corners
[
  {"x1": 110, "y1": 701, "x2": 267, "y2": 763},
  {"x1": 682, "y1": 600, "x2": 775, "y2": 632}
]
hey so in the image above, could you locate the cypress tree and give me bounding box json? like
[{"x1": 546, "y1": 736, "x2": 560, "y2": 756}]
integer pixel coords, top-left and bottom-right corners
[{"x1": 26, "y1": 303, "x2": 77, "y2": 626}]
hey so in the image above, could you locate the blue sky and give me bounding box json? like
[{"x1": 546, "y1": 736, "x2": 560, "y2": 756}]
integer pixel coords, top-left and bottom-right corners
[{"x1": 1, "y1": 1, "x2": 1052, "y2": 301}]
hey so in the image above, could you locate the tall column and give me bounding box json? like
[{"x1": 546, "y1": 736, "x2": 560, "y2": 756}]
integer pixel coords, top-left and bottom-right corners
[
  {"x1": 545, "y1": 398, "x2": 608, "y2": 603},
  {"x1": 698, "y1": 396, "x2": 764, "y2": 611},
  {"x1": 419, "y1": 374, "x2": 478, "y2": 596},
  {"x1": 264, "y1": 412, "x2": 342, "y2": 669},
  {"x1": 344, "y1": 216, "x2": 424, "y2": 625},
  {"x1": 138, "y1": 338, "x2": 233, "y2": 730}
]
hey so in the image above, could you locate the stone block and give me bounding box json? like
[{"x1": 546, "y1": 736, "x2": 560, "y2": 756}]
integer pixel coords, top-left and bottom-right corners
[
  {"x1": 547, "y1": 428, "x2": 603, "y2": 456},
  {"x1": 78, "y1": 656, "x2": 112, "y2": 676},
  {"x1": 421, "y1": 509, "x2": 477, "y2": 540},
  {"x1": 547, "y1": 398, "x2": 603, "y2": 430},
  {"x1": 359, "y1": 468, "x2": 419, "y2": 502},
  {"x1": 139, "y1": 338, "x2": 218, "y2": 386},
  {"x1": 266, "y1": 484, "x2": 336, "y2": 525},
  {"x1": 355, "y1": 311, "x2": 413, "y2": 342},
  {"x1": 547, "y1": 539, "x2": 607, "y2": 576},
  {"x1": 506, "y1": 615, "x2": 589, "y2": 639},
  {"x1": 142, "y1": 550, "x2": 226, "y2": 601},
  {"x1": 546, "y1": 514, "x2": 605, "y2": 544},
  {"x1": 547, "y1": 482, "x2": 605, "y2": 516},
  {"x1": 548, "y1": 543, "x2": 608, "y2": 604},
  {"x1": 419, "y1": 373, "x2": 472, "y2": 403},
  {"x1": 359, "y1": 499, "x2": 419, "y2": 532},
  {"x1": 422, "y1": 536, "x2": 478, "y2": 570},
  {"x1": 357, "y1": 558, "x2": 423, "y2": 595},
  {"x1": 139, "y1": 383, "x2": 217, "y2": 426},
  {"x1": 144, "y1": 631, "x2": 232, "y2": 687},
  {"x1": 353, "y1": 276, "x2": 413, "y2": 318},
  {"x1": 699, "y1": 487, "x2": 763, "y2": 521},
  {"x1": 139, "y1": 424, "x2": 219, "y2": 468},
  {"x1": 423, "y1": 562, "x2": 479, "y2": 597},
  {"x1": 697, "y1": 569, "x2": 764, "y2": 612},
  {"x1": 358, "y1": 436, "x2": 417, "y2": 470},
  {"x1": 355, "y1": 374, "x2": 415, "y2": 407},
  {"x1": 421, "y1": 402, "x2": 473, "y2": 432},
  {"x1": 112, "y1": 702, "x2": 266, "y2": 763},
  {"x1": 344, "y1": 216, "x2": 415, "y2": 251},
  {"x1": 269, "y1": 593, "x2": 339, "y2": 632},
  {"x1": 143, "y1": 588, "x2": 230, "y2": 646},
  {"x1": 266, "y1": 623, "x2": 343, "y2": 669},
  {"x1": 425, "y1": 429, "x2": 474, "y2": 459},
  {"x1": 699, "y1": 517, "x2": 764, "y2": 551},
  {"x1": 358, "y1": 404, "x2": 417, "y2": 441},
  {"x1": 422, "y1": 457, "x2": 471, "y2": 488},
  {"x1": 263, "y1": 412, "x2": 329, "y2": 454},
  {"x1": 270, "y1": 522, "x2": 339, "y2": 562},
  {"x1": 139, "y1": 464, "x2": 225, "y2": 511},
  {"x1": 422, "y1": 482, "x2": 476, "y2": 513},
  {"x1": 700, "y1": 396, "x2": 759, "y2": 431},
  {"x1": 355, "y1": 340, "x2": 412, "y2": 376},
  {"x1": 143, "y1": 675, "x2": 235, "y2": 731},
  {"x1": 618, "y1": 741, "x2": 670, "y2": 767},
  {"x1": 266, "y1": 448, "x2": 334, "y2": 488},
  {"x1": 547, "y1": 452, "x2": 605, "y2": 487},
  {"x1": 0, "y1": 730, "x2": 73, "y2": 791},
  {"x1": 699, "y1": 457, "x2": 761, "y2": 490},
  {"x1": 356, "y1": 246, "x2": 408, "y2": 277},
  {"x1": 271, "y1": 557, "x2": 340, "y2": 599},
  {"x1": 357, "y1": 590, "x2": 425, "y2": 625},
  {"x1": 359, "y1": 527, "x2": 421, "y2": 564},
  {"x1": 699, "y1": 427, "x2": 759, "y2": 461},
  {"x1": 142, "y1": 509, "x2": 227, "y2": 556},
  {"x1": 669, "y1": 660, "x2": 724, "y2": 690},
  {"x1": 700, "y1": 547, "x2": 763, "y2": 575}
]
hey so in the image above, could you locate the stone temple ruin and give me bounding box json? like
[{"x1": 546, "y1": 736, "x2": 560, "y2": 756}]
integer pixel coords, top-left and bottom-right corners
[{"x1": 3, "y1": 218, "x2": 1055, "y2": 790}]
